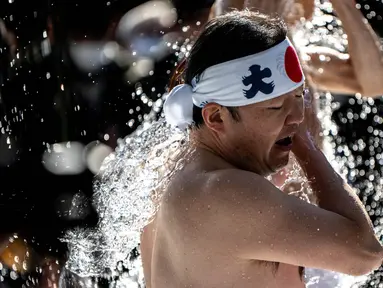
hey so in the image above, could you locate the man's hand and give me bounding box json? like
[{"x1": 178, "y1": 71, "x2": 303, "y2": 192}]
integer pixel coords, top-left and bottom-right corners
[{"x1": 292, "y1": 89, "x2": 320, "y2": 159}]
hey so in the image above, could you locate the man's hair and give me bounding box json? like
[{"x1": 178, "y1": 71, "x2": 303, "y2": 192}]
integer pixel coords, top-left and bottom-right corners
[{"x1": 169, "y1": 10, "x2": 288, "y2": 128}]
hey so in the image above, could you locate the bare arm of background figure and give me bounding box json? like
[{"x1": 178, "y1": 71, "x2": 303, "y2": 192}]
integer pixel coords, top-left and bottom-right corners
[{"x1": 302, "y1": 0, "x2": 383, "y2": 98}]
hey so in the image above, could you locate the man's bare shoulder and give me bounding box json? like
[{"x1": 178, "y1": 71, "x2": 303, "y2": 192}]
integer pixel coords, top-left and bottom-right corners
[
  {"x1": 160, "y1": 167, "x2": 271, "y2": 227},
  {"x1": 165, "y1": 166, "x2": 267, "y2": 201}
]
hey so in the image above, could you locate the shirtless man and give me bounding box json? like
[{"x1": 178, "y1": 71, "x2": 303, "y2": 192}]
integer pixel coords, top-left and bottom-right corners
[{"x1": 140, "y1": 10, "x2": 383, "y2": 288}]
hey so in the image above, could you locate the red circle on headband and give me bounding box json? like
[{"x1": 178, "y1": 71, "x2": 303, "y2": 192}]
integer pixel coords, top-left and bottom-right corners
[{"x1": 284, "y1": 46, "x2": 303, "y2": 83}]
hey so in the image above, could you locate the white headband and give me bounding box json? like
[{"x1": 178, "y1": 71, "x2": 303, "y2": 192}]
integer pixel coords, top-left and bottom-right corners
[{"x1": 163, "y1": 38, "x2": 305, "y2": 130}]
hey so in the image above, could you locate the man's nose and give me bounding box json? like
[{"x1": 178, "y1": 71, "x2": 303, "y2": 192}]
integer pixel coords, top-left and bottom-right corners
[{"x1": 285, "y1": 98, "x2": 304, "y2": 126}]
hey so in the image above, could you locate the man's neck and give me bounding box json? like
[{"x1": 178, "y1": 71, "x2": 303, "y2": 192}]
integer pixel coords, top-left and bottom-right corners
[
  {"x1": 191, "y1": 129, "x2": 265, "y2": 175},
  {"x1": 192, "y1": 131, "x2": 225, "y2": 161}
]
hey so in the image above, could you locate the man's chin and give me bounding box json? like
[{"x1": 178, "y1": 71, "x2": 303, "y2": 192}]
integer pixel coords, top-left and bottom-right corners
[{"x1": 271, "y1": 154, "x2": 290, "y2": 173}]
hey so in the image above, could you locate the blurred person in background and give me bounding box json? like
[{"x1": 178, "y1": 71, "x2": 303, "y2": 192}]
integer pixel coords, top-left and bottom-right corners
[{"x1": 214, "y1": 0, "x2": 383, "y2": 99}]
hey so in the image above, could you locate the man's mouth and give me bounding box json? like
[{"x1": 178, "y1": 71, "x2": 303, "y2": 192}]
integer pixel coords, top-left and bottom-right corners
[
  {"x1": 275, "y1": 136, "x2": 293, "y2": 150},
  {"x1": 275, "y1": 136, "x2": 292, "y2": 146}
]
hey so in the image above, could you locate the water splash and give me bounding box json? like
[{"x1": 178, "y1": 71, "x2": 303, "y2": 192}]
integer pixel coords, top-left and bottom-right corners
[
  {"x1": 305, "y1": 268, "x2": 368, "y2": 288},
  {"x1": 62, "y1": 120, "x2": 187, "y2": 278}
]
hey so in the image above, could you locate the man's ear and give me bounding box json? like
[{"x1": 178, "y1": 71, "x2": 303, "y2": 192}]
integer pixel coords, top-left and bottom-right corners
[{"x1": 202, "y1": 103, "x2": 226, "y2": 133}]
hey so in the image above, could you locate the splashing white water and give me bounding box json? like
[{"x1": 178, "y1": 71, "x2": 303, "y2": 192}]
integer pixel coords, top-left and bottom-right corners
[{"x1": 62, "y1": 120, "x2": 187, "y2": 278}]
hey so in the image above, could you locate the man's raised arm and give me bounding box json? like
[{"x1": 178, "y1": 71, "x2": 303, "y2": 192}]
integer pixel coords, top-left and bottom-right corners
[
  {"x1": 198, "y1": 148, "x2": 382, "y2": 275},
  {"x1": 184, "y1": 116, "x2": 383, "y2": 275}
]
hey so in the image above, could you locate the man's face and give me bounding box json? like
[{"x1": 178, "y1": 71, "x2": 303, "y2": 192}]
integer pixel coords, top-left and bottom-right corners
[{"x1": 214, "y1": 86, "x2": 305, "y2": 175}]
